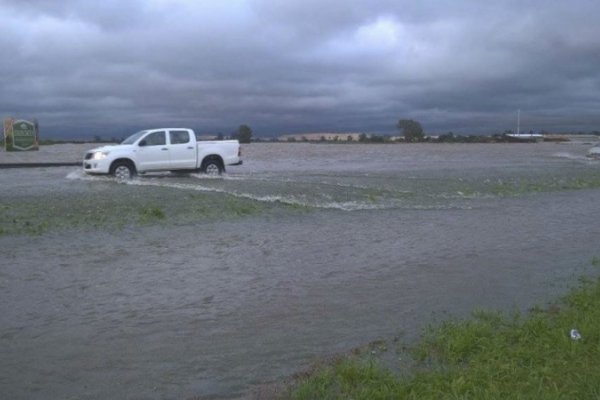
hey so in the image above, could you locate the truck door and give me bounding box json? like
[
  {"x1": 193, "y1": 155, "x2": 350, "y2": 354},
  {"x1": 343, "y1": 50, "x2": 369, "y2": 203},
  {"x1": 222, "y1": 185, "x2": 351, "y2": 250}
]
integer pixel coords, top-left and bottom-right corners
[
  {"x1": 136, "y1": 131, "x2": 170, "y2": 171},
  {"x1": 168, "y1": 130, "x2": 196, "y2": 169}
]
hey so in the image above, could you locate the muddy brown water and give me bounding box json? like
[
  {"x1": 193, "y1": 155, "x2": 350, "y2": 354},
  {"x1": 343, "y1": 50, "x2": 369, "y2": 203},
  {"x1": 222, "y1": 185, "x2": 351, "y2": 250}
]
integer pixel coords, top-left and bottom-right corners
[{"x1": 1, "y1": 142, "x2": 600, "y2": 399}]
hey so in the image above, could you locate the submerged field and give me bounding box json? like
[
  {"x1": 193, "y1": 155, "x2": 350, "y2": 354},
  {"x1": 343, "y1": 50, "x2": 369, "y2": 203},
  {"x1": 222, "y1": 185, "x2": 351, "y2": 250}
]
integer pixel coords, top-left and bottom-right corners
[{"x1": 1, "y1": 142, "x2": 600, "y2": 399}]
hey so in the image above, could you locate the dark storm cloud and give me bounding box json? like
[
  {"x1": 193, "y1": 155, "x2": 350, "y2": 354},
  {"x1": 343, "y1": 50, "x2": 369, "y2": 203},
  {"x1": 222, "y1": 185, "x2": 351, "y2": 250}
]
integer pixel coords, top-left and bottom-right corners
[{"x1": 1, "y1": 0, "x2": 599, "y2": 138}]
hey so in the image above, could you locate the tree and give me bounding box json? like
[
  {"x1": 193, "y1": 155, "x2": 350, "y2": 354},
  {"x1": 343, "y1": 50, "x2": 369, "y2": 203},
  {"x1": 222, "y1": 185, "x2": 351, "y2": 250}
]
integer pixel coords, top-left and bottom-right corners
[
  {"x1": 234, "y1": 124, "x2": 253, "y2": 143},
  {"x1": 438, "y1": 131, "x2": 455, "y2": 143},
  {"x1": 397, "y1": 119, "x2": 424, "y2": 142}
]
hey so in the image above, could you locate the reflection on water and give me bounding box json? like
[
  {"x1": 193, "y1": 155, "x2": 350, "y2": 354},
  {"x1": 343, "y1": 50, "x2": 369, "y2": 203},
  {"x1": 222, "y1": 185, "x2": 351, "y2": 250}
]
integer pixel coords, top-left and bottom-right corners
[{"x1": 1, "y1": 143, "x2": 600, "y2": 399}]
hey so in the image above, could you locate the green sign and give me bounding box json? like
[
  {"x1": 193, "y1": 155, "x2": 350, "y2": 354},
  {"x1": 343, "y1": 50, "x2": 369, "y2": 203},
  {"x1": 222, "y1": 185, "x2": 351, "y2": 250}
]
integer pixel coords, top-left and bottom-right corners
[{"x1": 3, "y1": 118, "x2": 39, "y2": 151}]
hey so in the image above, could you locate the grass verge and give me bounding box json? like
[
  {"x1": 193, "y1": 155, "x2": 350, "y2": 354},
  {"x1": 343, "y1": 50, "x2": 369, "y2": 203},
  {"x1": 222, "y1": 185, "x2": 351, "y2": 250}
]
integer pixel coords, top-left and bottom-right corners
[{"x1": 285, "y1": 275, "x2": 600, "y2": 399}]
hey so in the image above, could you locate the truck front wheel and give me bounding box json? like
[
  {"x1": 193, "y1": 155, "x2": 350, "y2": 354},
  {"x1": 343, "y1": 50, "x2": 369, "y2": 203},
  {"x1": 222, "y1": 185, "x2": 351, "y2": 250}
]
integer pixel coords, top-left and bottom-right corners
[
  {"x1": 111, "y1": 161, "x2": 135, "y2": 180},
  {"x1": 201, "y1": 157, "x2": 224, "y2": 176}
]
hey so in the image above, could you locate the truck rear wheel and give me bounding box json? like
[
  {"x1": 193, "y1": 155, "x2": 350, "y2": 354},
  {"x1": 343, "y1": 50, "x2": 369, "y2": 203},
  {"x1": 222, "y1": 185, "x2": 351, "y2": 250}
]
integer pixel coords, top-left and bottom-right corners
[
  {"x1": 111, "y1": 161, "x2": 135, "y2": 180},
  {"x1": 201, "y1": 157, "x2": 224, "y2": 176}
]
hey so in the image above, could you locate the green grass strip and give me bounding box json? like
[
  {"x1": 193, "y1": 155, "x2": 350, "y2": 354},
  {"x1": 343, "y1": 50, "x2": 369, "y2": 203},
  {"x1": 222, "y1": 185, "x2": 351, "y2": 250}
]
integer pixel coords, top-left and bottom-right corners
[{"x1": 288, "y1": 276, "x2": 600, "y2": 399}]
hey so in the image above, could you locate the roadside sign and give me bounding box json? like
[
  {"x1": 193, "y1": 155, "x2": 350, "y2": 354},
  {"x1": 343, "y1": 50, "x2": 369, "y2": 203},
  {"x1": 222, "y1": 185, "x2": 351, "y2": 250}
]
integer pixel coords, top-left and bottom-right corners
[{"x1": 3, "y1": 118, "x2": 39, "y2": 151}]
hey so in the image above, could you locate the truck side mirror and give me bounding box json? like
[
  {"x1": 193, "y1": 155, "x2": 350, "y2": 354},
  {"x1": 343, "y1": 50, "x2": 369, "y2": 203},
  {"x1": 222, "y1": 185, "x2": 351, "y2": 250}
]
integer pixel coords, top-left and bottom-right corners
[{"x1": 139, "y1": 140, "x2": 147, "y2": 146}]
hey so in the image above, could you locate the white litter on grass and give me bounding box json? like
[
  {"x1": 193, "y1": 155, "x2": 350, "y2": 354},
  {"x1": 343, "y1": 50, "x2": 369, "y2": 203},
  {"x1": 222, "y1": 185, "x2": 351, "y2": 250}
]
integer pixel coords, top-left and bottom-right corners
[{"x1": 570, "y1": 328, "x2": 582, "y2": 340}]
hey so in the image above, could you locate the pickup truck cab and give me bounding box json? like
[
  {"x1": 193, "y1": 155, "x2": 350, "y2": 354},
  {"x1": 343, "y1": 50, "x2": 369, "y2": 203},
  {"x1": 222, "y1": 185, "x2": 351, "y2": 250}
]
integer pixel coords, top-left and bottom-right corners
[{"x1": 83, "y1": 128, "x2": 242, "y2": 179}]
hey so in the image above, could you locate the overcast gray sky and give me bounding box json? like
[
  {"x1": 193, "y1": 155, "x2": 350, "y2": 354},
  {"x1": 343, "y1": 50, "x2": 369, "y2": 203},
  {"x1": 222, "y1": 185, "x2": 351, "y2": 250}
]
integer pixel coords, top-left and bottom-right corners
[{"x1": 2, "y1": 0, "x2": 599, "y2": 138}]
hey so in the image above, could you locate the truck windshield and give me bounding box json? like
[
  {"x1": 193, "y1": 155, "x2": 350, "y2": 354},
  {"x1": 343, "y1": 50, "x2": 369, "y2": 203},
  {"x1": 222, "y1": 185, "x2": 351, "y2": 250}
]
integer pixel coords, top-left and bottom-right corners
[{"x1": 121, "y1": 131, "x2": 148, "y2": 145}]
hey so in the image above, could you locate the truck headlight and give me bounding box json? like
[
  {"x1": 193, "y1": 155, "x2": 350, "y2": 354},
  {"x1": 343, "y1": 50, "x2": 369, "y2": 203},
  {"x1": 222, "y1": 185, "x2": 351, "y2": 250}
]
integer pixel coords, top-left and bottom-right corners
[{"x1": 92, "y1": 151, "x2": 109, "y2": 160}]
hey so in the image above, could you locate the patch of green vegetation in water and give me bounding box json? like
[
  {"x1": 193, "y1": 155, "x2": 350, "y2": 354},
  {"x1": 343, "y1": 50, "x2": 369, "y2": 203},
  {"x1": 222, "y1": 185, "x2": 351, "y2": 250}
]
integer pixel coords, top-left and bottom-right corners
[
  {"x1": 0, "y1": 186, "x2": 304, "y2": 236},
  {"x1": 138, "y1": 206, "x2": 166, "y2": 223},
  {"x1": 499, "y1": 171, "x2": 600, "y2": 196},
  {"x1": 431, "y1": 170, "x2": 600, "y2": 200}
]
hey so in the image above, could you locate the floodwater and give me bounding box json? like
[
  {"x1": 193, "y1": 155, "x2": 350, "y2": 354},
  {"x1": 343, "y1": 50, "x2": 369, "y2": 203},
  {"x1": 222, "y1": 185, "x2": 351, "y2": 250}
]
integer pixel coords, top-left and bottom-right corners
[{"x1": 2, "y1": 142, "x2": 600, "y2": 399}]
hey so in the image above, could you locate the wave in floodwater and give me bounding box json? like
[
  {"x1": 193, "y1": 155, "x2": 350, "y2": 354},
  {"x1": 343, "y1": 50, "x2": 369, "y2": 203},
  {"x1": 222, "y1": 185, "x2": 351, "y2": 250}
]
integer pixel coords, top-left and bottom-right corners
[
  {"x1": 66, "y1": 170, "x2": 97, "y2": 180},
  {"x1": 65, "y1": 170, "x2": 476, "y2": 211},
  {"x1": 128, "y1": 178, "x2": 388, "y2": 211},
  {"x1": 552, "y1": 152, "x2": 595, "y2": 162}
]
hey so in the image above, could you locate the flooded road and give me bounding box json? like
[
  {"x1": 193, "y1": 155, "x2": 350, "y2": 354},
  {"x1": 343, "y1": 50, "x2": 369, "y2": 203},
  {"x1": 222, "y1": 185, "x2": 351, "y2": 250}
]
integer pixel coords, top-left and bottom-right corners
[{"x1": 2, "y1": 142, "x2": 600, "y2": 399}]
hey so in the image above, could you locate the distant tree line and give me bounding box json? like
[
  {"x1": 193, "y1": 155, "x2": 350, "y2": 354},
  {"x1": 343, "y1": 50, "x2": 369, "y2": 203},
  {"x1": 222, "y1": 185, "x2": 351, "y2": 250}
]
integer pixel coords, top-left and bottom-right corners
[{"x1": 10, "y1": 119, "x2": 600, "y2": 145}]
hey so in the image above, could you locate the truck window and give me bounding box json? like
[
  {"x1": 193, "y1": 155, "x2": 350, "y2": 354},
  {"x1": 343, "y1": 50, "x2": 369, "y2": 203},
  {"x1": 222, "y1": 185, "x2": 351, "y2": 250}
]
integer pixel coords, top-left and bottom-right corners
[
  {"x1": 143, "y1": 131, "x2": 166, "y2": 146},
  {"x1": 122, "y1": 130, "x2": 148, "y2": 144},
  {"x1": 169, "y1": 130, "x2": 190, "y2": 144}
]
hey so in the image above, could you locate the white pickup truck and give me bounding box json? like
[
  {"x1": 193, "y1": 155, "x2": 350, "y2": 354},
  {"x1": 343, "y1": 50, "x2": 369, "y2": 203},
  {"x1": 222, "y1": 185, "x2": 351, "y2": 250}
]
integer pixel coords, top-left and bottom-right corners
[
  {"x1": 83, "y1": 128, "x2": 242, "y2": 179},
  {"x1": 587, "y1": 144, "x2": 600, "y2": 159}
]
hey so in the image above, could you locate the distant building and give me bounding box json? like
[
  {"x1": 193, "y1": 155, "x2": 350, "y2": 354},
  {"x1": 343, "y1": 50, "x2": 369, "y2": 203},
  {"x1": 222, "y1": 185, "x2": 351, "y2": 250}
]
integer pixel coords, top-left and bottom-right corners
[{"x1": 278, "y1": 132, "x2": 363, "y2": 142}]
